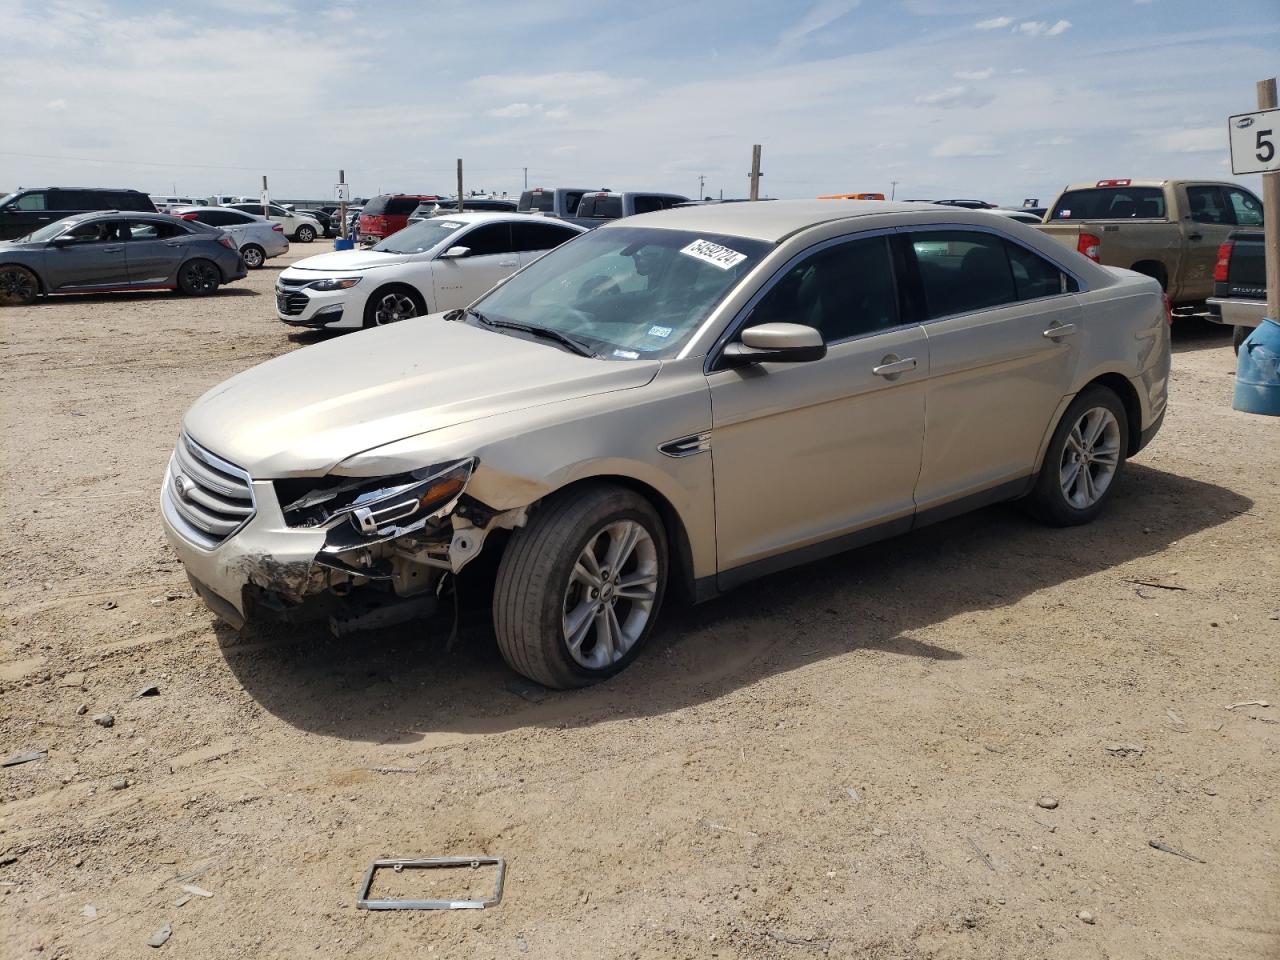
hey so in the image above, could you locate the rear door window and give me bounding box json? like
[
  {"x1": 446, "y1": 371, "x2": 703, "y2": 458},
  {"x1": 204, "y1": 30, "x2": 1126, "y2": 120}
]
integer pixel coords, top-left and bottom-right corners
[
  {"x1": 458, "y1": 223, "x2": 513, "y2": 256},
  {"x1": 512, "y1": 221, "x2": 580, "y2": 252},
  {"x1": 1186, "y1": 185, "x2": 1231, "y2": 224},
  {"x1": 385, "y1": 197, "x2": 422, "y2": 216},
  {"x1": 125, "y1": 220, "x2": 184, "y2": 240},
  {"x1": 1224, "y1": 187, "x2": 1264, "y2": 227},
  {"x1": 1048, "y1": 188, "x2": 1166, "y2": 220},
  {"x1": 112, "y1": 192, "x2": 153, "y2": 211},
  {"x1": 910, "y1": 231, "x2": 1018, "y2": 318},
  {"x1": 631, "y1": 196, "x2": 664, "y2": 215},
  {"x1": 750, "y1": 236, "x2": 899, "y2": 344},
  {"x1": 13, "y1": 191, "x2": 49, "y2": 211},
  {"x1": 1005, "y1": 242, "x2": 1072, "y2": 300}
]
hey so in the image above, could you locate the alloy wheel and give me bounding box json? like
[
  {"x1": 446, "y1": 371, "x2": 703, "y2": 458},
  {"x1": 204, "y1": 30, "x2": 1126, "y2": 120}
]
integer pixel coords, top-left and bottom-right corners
[
  {"x1": 1059, "y1": 406, "x2": 1121, "y2": 509},
  {"x1": 242, "y1": 247, "x2": 264, "y2": 268},
  {"x1": 182, "y1": 262, "x2": 219, "y2": 294},
  {"x1": 373, "y1": 293, "x2": 418, "y2": 324},
  {"x1": 0, "y1": 268, "x2": 37, "y2": 306},
  {"x1": 562, "y1": 520, "x2": 659, "y2": 670}
]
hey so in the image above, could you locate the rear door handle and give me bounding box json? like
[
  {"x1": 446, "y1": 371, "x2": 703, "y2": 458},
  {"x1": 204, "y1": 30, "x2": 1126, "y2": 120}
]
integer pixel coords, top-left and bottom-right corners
[
  {"x1": 1188, "y1": 233, "x2": 1203, "y2": 241},
  {"x1": 102, "y1": 246, "x2": 123, "y2": 253},
  {"x1": 164, "y1": 241, "x2": 184, "y2": 247},
  {"x1": 872, "y1": 356, "x2": 917, "y2": 378},
  {"x1": 1042, "y1": 322, "x2": 1077, "y2": 339}
]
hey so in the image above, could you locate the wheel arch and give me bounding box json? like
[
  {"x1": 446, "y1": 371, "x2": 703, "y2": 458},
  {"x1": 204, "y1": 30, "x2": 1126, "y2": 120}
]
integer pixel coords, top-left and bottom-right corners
[
  {"x1": 1129, "y1": 259, "x2": 1168, "y2": 291},
  {"x1": 1086, "y1": 372, "x2": 1143, "y2": 456},
  {"x1": 362, "y1": 280, "x2": 429, "y2": 324},
  {"x1": 518, "y1": 474, "x2": 698, "y2": 606}
]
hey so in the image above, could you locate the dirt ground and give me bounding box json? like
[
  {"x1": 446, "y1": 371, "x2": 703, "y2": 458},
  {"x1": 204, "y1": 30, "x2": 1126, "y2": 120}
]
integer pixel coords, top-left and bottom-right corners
[{"x1": 2, "y1": 240, "x2": 1277, "y2": 960}]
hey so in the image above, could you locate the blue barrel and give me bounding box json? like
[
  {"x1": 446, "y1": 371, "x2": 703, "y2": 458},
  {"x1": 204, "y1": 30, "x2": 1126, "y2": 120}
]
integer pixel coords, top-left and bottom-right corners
[
  {"x1": 334, "y1": 237, "x2": 355, "y2": 251},
  {"x1": 1233, "y1": 317, "x2": 1280, "y2": 416}
]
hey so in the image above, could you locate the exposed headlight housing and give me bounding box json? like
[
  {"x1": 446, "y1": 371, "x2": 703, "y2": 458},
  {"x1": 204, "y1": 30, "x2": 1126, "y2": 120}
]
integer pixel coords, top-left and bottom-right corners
[
  {"x1": 308, "y1": 276, "x2": 362, "y2": 291},
  {"x1": 275, "y1": 458, "x2": 475, "y2": 554}
]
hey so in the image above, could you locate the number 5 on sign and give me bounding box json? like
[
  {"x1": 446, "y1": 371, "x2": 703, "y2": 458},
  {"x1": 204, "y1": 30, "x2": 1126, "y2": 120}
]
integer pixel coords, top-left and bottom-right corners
[{"x1": 1229, "y1": 108, "x2": 1280, "y2": 174}]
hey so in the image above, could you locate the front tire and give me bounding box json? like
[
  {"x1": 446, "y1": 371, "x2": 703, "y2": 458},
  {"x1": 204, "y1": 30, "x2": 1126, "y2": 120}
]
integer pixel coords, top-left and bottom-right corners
[
  {"x1": 177, "y1": 259, "x2": 220, "y2": 296},
  {"x1": 1028, "y1": 385, "x2": 1129, "y2": 526},
  {"x1": 0, "y1": 264, "x2": 39, "y2": 306},
  {"x1": 241, "y1": 244, "x2": 265, "y2": 269},
  {"x1": 294, "y1": 225, "x2": 315, "y2": 243},
  {"x1": 362, "y1": 285, "x2": 424, "y2": 327},
  {"x1": 494, "y1": 485, "x2": 668, "y2": 689}
]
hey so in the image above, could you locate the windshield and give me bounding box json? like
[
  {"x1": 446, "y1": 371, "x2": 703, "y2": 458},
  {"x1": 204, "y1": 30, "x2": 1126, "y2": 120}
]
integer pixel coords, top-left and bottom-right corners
[
  {"x1": 371, "y1": 219, "x2": 466, "y2": 254},
  {"x1": 0, "y1": 192, "x2": 16, "y2": 209},
  {"x1": 22, "y1": 217, "x2": 85, "y2": 243},
  {"x1": 471, "y1": 226, "x2": 771, "y2": 360}
]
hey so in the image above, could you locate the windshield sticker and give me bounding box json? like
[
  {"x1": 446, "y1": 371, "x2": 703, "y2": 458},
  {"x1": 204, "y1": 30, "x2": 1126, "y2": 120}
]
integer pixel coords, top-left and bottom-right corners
[
  {"x1": 1059, "y1": 210, "x2": 1071, "y2": 219},
  {"x1": 680, "y1": 239, "x2": 747, "y2": 271},
  {"x1": 612, "y1": 348, "x2": 640, "y2": 359},
  {"x1": 436, "y1": 221, "x2": 462, "y2": 229},
  {"x1": 647, "y1": 325, "x2": 673, "y2": 339}
]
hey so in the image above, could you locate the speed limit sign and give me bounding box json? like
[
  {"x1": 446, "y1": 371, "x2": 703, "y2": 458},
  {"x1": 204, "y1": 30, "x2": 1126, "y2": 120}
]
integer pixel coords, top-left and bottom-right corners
[{"x1": 1228, "y1": 108, "x2": 1280, "y2": 175}]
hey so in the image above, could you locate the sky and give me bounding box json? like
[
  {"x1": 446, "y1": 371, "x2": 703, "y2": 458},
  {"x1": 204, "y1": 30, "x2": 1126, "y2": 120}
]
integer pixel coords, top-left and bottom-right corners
[{"x1": 1, "y1": 0, "x2": 1276, "y2": 206}]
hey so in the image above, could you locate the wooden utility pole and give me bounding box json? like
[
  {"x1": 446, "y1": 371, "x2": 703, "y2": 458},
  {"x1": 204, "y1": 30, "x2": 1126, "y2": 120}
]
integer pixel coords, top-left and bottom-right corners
[
  {"x1": 1260, "y1": 78, "x2": 1279, "y2": 324},
  {"x1": 457, "y1": 159, "x2": 464, "y2": 213},
  {"x1": 749, "y1": 145, "x2": 762, "y2": 201},
  {"x1": 338, "y1": 168, "x2": 347, "y2": 241}
]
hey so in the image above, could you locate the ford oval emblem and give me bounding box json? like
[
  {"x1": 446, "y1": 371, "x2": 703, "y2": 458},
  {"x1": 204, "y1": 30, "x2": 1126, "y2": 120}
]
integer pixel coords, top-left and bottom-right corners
[{"x1": 1236, "y1": 117, "x2": 1255, "y2": 129}]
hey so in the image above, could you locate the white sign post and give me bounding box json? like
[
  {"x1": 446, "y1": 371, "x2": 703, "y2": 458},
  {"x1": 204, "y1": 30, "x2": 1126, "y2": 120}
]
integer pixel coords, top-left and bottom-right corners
[{"x1": 1228, "y1": 107, "x2": 1280, "y2": 175}]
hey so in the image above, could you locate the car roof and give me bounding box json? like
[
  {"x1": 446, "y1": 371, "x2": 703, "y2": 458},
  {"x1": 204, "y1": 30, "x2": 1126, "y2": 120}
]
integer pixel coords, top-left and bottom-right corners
[
  {"x1": 172, "y1": 205, "x2": 265, "y2": 215},
  {"x1": 1061, "y1": 180, "x2": 1169, "y2": 190},
  {"x1": 606, "y1": 199, "x2": 945, "y2": 242},
  {"x1": 416, "y1": 211, "x2": 586, "y2": 229}
]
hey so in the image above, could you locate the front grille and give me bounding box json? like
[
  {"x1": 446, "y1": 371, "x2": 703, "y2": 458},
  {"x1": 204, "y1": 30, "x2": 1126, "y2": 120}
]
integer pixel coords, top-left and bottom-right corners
[
  {"x1": 166, "y1": 434, "x2": 255, "y2": 548},
  {"x1": 277, "y1": 276, "x2": 311, "y2": 288},
  {"x1": 276, "y1": 292, "x2": 310, "y2": 315}
]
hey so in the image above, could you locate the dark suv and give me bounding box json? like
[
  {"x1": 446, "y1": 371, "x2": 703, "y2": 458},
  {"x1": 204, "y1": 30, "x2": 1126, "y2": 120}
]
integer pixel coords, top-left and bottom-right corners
[{"x1": 0, "y1": 188, "x2": 156, "y2": 241}]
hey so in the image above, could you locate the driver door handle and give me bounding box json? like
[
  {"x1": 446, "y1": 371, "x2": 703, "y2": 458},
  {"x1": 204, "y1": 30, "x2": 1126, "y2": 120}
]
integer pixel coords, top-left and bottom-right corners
[
  {"x1": 1042, "y1": 322, "x2": 1077, "y2": 339},
  {"x1": 872, "y1": 356, "x2": 917, "y2": 377},
  {"x1": 102, "y1": 246, "x2": 123, "y2": 253}
]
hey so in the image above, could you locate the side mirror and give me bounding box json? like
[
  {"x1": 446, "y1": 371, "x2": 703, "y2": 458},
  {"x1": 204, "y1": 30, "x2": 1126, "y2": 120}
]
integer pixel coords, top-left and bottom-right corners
[
  {"x1": 439, "y1": 245, "x2": 471, "y2": 260},
  {"x1": 50, "y1": 235, "x2": 78, "y2": 247},
  {"x1": 719, "y1": 322, "x2": 826, "y2": 368}
]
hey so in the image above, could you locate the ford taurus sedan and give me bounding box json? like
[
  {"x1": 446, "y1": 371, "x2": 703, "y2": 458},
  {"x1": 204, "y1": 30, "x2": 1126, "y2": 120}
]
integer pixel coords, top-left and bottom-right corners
[
  {"x1": 273, "y1": 212, "x2": 585, "y2": 329},
  {"x1": 161, "y1": 200, "x2": 1170, "y2": 688},
  {"x1": 0, "y1": 212, "x2": 246, "y2": 305}
]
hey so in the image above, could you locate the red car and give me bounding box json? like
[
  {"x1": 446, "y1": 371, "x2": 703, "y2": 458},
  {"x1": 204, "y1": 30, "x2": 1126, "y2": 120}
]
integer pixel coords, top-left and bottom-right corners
[{"x1": 357, "y1": 194, "x2": 442, "y2": 243}]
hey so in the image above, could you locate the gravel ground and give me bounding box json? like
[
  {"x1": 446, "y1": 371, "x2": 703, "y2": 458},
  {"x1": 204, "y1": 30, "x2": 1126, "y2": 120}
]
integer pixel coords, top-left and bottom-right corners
[{"x1": 1, "y1": 241, "x2": 1278, "y2": 959}]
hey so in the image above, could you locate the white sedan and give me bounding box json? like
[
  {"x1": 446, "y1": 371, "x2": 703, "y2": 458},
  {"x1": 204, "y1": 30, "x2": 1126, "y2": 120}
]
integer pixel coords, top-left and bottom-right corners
[{"x1": 273, "y1": 212, "x2": 585, "y2": 330}]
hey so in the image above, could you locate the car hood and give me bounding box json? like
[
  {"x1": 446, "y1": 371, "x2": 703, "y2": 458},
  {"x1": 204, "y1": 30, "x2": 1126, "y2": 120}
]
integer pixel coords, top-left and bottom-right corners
[
  {"x1": 182, "y1": 318, "x2": 660, "y2": 477},
  {"x1": 285, "y1": 249, "x2": 412, "y2": 272}
]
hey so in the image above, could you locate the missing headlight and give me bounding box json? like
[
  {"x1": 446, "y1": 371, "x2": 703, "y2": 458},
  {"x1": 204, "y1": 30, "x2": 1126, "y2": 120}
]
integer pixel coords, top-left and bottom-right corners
[{"x1": 274, "y1": 459, "x2": 476, "y2": 553}]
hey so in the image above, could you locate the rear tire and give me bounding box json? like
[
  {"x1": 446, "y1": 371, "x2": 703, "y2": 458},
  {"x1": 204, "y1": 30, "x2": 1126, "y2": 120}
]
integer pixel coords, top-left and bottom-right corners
[
  {"x1": 177, "y1": 259, "x2": 220, "y2": 296},
  {"x1": 295, "y1": 225, "x2": 315, "y2": 243},
  {"x1": 241, "y1": 244, "x2": 266, "y2": 269},
  {"x1": 0, "y1": 264, "x2": 39, "y2": 306},
  {"x1": 1232, "y1": 325, "x2": 1249, "y2": 354},
  {"x1": 1028, "y1": 385, "x2": 1129, "y2": 527},
  {"x1": 493, "y1": 485, "x2": 668, "y2": 689}
]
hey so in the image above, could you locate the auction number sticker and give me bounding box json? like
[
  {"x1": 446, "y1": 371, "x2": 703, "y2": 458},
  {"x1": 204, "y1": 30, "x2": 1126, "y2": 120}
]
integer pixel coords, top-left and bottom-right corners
[{"x1": 680, "y1": 239, "x2": 747, "y2": 270}]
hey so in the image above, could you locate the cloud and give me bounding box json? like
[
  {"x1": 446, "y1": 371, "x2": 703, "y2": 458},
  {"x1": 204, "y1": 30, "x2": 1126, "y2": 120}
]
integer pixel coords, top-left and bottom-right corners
[
  {"x1": 1035, "y1": 135, "x2": 1074, "y2": 146},
  {"x1": 326, "y1": 6, "x2": 357, "y2": 21},
  {"x1": 914, "y1": 85, "x2": 994, "y2": 108},
  {"x1": 975, "y1": 16, "x2": 1012, "y2": 29},
  {"x1": 1158, "y1": 127, "x2": 1224, "y2": 153},
  {"x1": 487, "y1": 102, "x2": 536, "y2": 118},
  {"x1": 1016, "y1": 19, "x2": 1071, "y2": 36},
  {"x1": 47, "y1": 98, "x2": 68, "y2": 110},
  {"x1": 931, "y1": 135, "x2": 1002, "y2": 158},
  {"x1": 468, "y1": 71, "x2": 644, "y2": 102},
  {"x1": 953, "y1": 68, "x2": 993, "y2": 81},
  {"x1": 778, "y1": 0, "x2": 861, "y2": 47}
]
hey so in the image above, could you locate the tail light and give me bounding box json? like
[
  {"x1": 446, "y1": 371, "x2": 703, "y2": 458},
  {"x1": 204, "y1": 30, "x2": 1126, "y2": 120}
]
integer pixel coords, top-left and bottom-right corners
[
  {"x1": 272, "y1": 223, "x2": 284, "y2": 233},
  {"x1": 179, "y1": 212, "x2": 198, "y2": 221},
  {"x1": 217, "y1": 235, "x2": 236, "y2": 250},
  {"x1": 1162, "y1": 293, "x2": 1172, "y2": 325},
  {"x1": 1077, "y1": 232, "x2": 1101, "y2": 262},
  {"x1": 1213, "y1": 239, "x2": 1233, "y2": 282}
]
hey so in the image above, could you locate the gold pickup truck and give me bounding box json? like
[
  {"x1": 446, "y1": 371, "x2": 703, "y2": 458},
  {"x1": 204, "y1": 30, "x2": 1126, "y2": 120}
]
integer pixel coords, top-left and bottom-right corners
[{"x1": 1036, "y1": 179, "x2": 1265, "y2": 307}]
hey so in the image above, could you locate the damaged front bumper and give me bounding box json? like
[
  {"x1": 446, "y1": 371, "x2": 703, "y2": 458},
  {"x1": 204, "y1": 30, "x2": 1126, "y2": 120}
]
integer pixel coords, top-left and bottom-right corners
[{"x1": 160, "y1": 440, "x2": 522, "y2": 632}]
